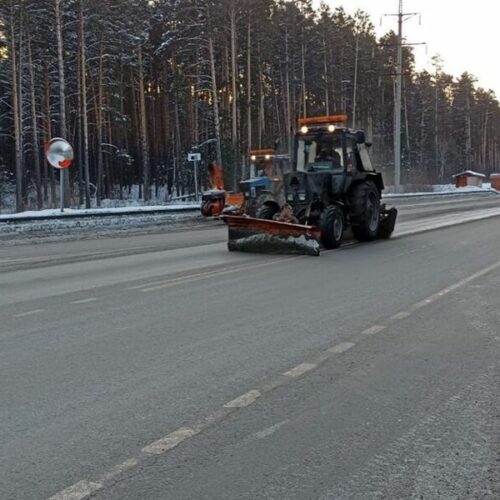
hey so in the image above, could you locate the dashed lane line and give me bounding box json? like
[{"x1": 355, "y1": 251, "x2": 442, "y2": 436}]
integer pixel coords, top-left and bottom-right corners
[
  {"x1": 224, "y1": 390, "x2": 262, "y2": 409},
  {"x1": 71, "y1": 297, "x2": 98, "y2": 305},
  {"x1": 142, "y1": 427, "x2": 199, "y2": 456},
  {"x1": 46, "y1": 258, "x2": 500, "y2": 500},
  {"x1": 362, "y1": 325, "x2": 387, "y2": 336},
  {"x1": 391, "y1": 311, "x2": 412, "y2": 320},
  {"x1": 284, "y1": 363, "x2": 318, "y2": 378},
  {"x1": 97, "y1": 458, "x2": 138, "y2": 483},
  {"x1": 47, "y1": 480, "x2": 103, "y2": 500},
  {"x1": 13, "y1": 308, "x2": 44, "y2": 318},
  {"x1": 328, "y1": 342, "x2": 356, "y2": 354}
]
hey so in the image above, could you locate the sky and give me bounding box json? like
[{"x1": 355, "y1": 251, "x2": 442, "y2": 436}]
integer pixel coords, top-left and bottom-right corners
[{"x1": 316, "y1": 0, "x2": 499, "y2": 96}]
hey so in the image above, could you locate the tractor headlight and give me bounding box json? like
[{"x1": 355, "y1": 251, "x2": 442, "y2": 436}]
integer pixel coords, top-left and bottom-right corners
[
  {"x1": 287, "y1": 194, "x2": 294, "y2": 201},
  {"x1": 265, "y1": 154, "x2": 271, "y2": 160},
  {"x1": 250, "y1": 155, "x2": 256, "y2": 161},
  {"x1": 327, "y1": 124, "x2": 336, "y2": 132},
  {"x1": 300, "y1": 125, "x2": 309, "y2": 134},
  {"x1": 299, "y1": 193, "x2": 306, "y2": 201}
]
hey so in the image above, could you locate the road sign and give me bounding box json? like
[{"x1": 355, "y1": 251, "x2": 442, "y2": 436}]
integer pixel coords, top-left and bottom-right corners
[
  {"x1": 188, "y1": 153, "x2": 201, "y2": 162},
  {"x1": 45, "y1": 138, "x2": 74, "y2": 169},
  {"x1": 44, "y1": 138, "x2": 74, "y2": 213}
]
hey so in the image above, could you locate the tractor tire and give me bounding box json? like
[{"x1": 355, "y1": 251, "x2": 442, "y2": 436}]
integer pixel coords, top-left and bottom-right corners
[
  {"x1": 320, "y1": 205, "x2": 344, "y2": 249},
  {"x1": 350, "y1": 181, "x2": 381, "y2": 242},
  {"x1": 201, "y1": 200, "x2": 214, "y2": 217},
  {"x1": 257, "y1": 204, "x2": 279, "y2": 220}
]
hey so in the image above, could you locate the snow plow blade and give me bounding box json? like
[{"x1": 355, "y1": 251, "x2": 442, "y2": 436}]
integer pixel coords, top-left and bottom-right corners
[{"x1": 222, "y1": 216, "x2": 322, "y2": 256}]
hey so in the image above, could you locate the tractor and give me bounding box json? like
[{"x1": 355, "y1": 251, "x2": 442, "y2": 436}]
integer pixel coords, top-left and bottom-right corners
[
  {"x1": 201, "y1": 148, "x2": 286, "y2": 217},
  {"x1": 222, "y1": 115, "x2": 397, "y2": 255}
]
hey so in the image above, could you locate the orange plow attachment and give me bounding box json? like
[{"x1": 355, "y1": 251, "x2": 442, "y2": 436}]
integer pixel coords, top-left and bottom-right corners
[{"x1": 222, "y1": 216, "x2": 322, "y2": 256}]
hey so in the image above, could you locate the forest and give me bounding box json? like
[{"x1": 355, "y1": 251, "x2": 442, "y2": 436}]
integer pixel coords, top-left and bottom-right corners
[{"x1": 1, "y1": 0, "x2": 499, "y2": 212}]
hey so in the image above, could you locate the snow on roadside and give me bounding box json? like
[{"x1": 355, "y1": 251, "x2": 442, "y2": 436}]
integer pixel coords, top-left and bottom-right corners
[
  {"x1": 384, "y1": 183, "x2": 498, "y2": 198},
  {"x1": 0, "y1": 203, "x2": 200, "y2": 221}
]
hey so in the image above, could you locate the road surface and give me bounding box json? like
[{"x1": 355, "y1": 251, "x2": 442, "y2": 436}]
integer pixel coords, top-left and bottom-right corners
[{"x1": 1, "y1": 198, "x2": 499, "y2": 499}]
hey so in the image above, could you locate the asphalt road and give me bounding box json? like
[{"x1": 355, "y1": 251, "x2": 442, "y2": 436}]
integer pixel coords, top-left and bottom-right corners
[{"x1": 1, "y1": 201, "x2": 500, "y2": 499}]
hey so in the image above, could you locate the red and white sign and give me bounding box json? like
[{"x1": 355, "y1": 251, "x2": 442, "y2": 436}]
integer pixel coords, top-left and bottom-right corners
[{"x1": 44, "y1": 138, "x2": 74, "y2": 169}]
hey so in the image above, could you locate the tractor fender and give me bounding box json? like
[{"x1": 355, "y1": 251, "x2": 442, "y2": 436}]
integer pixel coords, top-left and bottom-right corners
[
  {"x1": 348, "y1": 172, "x2": 384, "y2": 196},
  {"x1": 260, "y1": 198, "x2": 280, "y2": 212}
]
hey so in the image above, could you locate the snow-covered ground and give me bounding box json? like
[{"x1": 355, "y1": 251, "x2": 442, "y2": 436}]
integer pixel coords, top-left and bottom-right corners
[
  {"x1": 0, "y1": 204, "x2": 200, "y2": 221},
  {"x1": 384, "y1": 183, "x2": 498, "y2": 198}
]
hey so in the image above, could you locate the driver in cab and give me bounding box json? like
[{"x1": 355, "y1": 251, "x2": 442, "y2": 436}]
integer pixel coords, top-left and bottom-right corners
[{"x1": 315, "y1": 144, "x2": 341, "y2": 166}]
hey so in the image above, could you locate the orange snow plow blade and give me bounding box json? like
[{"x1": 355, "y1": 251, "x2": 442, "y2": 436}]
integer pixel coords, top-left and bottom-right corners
[{"x1": 222, "y1": 215, "x2": 321, "y2": 256}]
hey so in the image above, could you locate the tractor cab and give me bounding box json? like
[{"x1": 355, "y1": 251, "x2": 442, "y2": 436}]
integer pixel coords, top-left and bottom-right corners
[
  {"x1": 248, "y1": 148, "x2": 274, "y2": 178},
  {"x1": 295, "y1": 115, "x2": 374, "y2": 174}
]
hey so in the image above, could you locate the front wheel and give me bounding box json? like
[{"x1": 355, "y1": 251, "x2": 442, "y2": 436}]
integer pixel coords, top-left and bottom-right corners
[{"x1": 320, "y1": 205, "x2": 344, "y2": 249}]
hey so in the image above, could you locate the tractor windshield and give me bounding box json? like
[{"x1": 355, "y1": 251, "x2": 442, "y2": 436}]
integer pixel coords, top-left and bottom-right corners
[{"x1": 296, "y1": 135, "x2": 343, "y2": 172}]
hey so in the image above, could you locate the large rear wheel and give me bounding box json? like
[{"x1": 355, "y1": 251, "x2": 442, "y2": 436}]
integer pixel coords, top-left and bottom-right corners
[
  {"x1": 350, "y1": 181, "x2": 380, "y2": 241},
  {"x1": 320, "y1": 205, "x2": 344, "y2": 249}
]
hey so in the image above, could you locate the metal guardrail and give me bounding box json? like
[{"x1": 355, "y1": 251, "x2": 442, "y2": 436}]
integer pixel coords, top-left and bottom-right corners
[
  {"x1": 1, "y1": 190, "x2": 498, "y2": 224},
  {"x1": 0, "y1": 205, "x2": 201, "y2": 223}
]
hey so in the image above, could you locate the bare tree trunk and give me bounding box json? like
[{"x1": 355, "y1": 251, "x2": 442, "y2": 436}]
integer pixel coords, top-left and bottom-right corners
[
  {"x1": 209, "y1": 35, "x2": 223, "y2": 168},
  {"x1": 246, "y1": 19, "x2": 252, "y2": 177},
  {"x1": 10, "y1": 1, "x2": 23, "y2": 212},
  {"x1": 79, "y1": 0, "x2": 91, "y2": 208},
  {"x1": 482, "y1": 110, "x2": 489, "y2": 171},
  {"x1": 230, "y1": 5, "x2": 238, "y2": 185},
  {"x1": 55, "y1": 0, "x2": 70, "y2": 206},
  {"x1": 284, "y1": 29, "x2": 292, "y2": 159},
  {"x1": 44, "y1": 69, "x2": 55, "y2": 207},
  {"x1": 96, "y1": 41, "x2": 104, "y2": 206},
  {"x1": 137, "y1": 43, "x2": 150, "y2": 201},
  {"x1": 76, "y1": 46, "x2": 83, "y2": 206},
  {"x1": 27, "y1": 29, "x2": 42, "y2": 209},
  {"x1": 301, "y1": 38, "x2": 306, "y2": 118},
  {"x1": 323, "y1": 37, "x2": 329, "y2": 115},
  {"x1": 465, "y1": 92, "x2": 472, "y2": 170}
]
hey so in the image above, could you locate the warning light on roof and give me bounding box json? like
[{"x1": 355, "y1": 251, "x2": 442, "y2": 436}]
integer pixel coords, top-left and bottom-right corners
[
  {"x1": 298, "y1": 115, "x2": 348, "y2": 128},
  {"x1": 328, "y1": 125, "x2": 336, "y2": 132}
]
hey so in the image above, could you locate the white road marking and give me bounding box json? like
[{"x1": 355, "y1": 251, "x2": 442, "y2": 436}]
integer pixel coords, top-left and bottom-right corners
[
  {"x1": 362, "y1": 325, "x2": 386, "y2": 335},
  {"x1": 391, "y1": 311, "x2": 411, "y2": 320},
  {"x1": 283, "y1": 362, "x2": 317, "y2": 378},
  {"x1": 394, "y1": 207, "x2": 500, "y2": 237},
  {"x1": 134, "y1": 258, "x2": 296, "y2": 293},
  {"x1": 13, "y1": 309, "x2": 44, "y2": 318},
  {"x1": 98, "y1": 458, "x2": 138, "y2": 483},
  {"x1": 71, "y1": 297, "x2": 97, "y2": 305},
  {"x1": 224, "y1": 390, "x2": 261, "y2": 408},
  {"x1": 40, "y1": 257, "x2": 500, "y2": 500},
  {"x1": 328, "y1": 342, "x2": 356, "y2": 354},
  {"x1": 142, "y1": 427, "x2": 198, "y2": 455},
  {"x1": 48, "y1": 480, "x2": 103, "y2": 500},
  {"x1": 251, "y1": 420, "x2": 289, "y2": 441}
]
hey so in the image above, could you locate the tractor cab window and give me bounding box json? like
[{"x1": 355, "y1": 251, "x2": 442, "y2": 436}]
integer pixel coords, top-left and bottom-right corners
[{"x1": 297, "y1": 135, "x2": 343, "y2": 172}]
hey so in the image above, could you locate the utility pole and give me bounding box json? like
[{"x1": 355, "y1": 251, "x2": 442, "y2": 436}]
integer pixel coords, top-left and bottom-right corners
[
  {"x1": 394, "y1": 0, "x2": 403, "y2": 191},
  {"x1": 383, "y1": 1, "x2": 423, "y2": 192},
  {"x1": 352, "y1": 37, "x2": 359, "y2": 129}
]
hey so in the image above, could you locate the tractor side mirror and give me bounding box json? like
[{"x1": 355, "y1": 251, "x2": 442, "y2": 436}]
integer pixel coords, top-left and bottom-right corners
[{"x1": 355, "y1": 131, "x2": 366, "y2": 144}]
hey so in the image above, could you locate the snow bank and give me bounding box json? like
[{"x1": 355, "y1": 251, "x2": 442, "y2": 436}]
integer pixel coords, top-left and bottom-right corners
[
  {"x1": 384, "y1": 183, "x2": 498, "y2": 198},
  {"x1": 0, "y1": 203, "x2": 200, "y2": 221}
]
